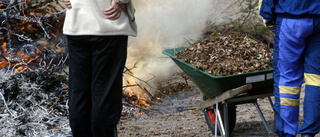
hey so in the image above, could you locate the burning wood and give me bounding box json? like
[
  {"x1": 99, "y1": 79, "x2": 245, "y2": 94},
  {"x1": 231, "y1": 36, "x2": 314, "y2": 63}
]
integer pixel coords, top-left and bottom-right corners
[
  {"x1": 123, "y1": 64, "x2": 161, "y2": 108},
  {"x1": 0, "y1": 0, "x2": 65, "y2": 42},
  {"x1": 0, "y1": 0, "x2": 66, "y2": 76}
]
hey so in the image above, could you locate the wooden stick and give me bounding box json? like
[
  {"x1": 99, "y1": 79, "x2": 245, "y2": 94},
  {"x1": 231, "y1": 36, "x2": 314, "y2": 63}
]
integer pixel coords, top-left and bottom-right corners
[{"x1": 136, "y1": 82, "x2": 154, "y2": 100}]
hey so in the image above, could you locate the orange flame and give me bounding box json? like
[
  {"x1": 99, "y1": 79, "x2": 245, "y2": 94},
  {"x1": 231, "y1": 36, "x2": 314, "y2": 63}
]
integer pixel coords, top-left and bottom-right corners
[
  {"x1": 1, "y1": 42, "x2": 7, "y2": 53},
  {"x1": 0, "y1": 58, "x2": 9, "y2": 68},
  {"x1": 124, "y1": 78, "x2": 156, "y2": 109},
  {"x1": 0, "y1": 41, "x2": 42, "y2": 73},
  {"x1": 16, "y1": 66, "x2": 26, "y2": 72}
]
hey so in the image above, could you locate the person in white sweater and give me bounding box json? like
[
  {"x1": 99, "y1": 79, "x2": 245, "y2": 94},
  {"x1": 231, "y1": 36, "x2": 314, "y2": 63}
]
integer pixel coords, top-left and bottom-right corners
[{"x1": 62, "y1": 0, "x2": 137, "y2": 136}]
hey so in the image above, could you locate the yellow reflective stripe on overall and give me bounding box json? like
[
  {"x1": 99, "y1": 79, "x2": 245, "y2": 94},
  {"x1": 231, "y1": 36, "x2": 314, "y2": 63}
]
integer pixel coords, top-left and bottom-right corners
[
  {"x1": 258, "y1": 0, "x2": 263, "y2": 13},
  {"x1": 279, "y1": 86, "x2": 300, "y2": 95},
  {"x1": 280, "y1": 98, "x2": 300, "y2": 106},
  {"x1": 305, "y1": 73, "x2": 320, "y2": 87},
  {"x1": 279, "y1": 86, "x2": 300, "y2": 106}
]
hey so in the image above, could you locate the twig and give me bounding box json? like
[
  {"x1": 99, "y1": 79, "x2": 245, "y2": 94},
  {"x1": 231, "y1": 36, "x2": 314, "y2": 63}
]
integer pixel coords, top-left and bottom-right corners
[
  {"x1": 123, "y1": 84, "x2": 138, "y2": 88},
  {"x1": 0, "y1": 91, "x2": 15, "y2": 117},
  {"x1": 135, "y1": 82, "x2": 154, "y2": 100},
  {"x1": 124, "y1": 72, "x2": 154, "y2": 89},
  {"x1": 123, "y1": 62, "x2": 138, "y2": 74}
]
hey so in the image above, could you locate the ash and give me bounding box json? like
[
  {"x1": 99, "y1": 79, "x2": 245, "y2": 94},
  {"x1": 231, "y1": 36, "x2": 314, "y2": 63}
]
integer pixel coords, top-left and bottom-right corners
[{"x1": 0, "y1": 67, "x2": 71, "y2": 137}]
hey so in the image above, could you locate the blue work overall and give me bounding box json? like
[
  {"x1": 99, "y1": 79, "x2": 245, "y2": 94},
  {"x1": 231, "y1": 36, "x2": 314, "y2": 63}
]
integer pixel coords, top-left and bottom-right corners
[{"x1": 273, "y1": 15, "x2": 320, "y2": 136}]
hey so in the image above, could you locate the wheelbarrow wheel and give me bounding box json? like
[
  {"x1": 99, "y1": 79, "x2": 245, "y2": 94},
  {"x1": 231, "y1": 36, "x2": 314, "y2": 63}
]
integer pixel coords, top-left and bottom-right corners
[{"x1": 203, "y1": 97, "x2": 236, "y2": 135}]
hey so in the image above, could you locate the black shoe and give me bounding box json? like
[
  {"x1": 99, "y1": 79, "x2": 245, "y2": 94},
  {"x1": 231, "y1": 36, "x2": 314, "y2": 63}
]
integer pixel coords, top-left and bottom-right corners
[{"x1": 301, "y1": 133, "x2": 315, "y2": 137}]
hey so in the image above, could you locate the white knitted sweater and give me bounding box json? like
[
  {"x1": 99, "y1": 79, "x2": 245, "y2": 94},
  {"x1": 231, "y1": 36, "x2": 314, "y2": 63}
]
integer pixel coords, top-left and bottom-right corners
[{"x1": 63, "y1": 0, "x2": 137, "y2": 37}]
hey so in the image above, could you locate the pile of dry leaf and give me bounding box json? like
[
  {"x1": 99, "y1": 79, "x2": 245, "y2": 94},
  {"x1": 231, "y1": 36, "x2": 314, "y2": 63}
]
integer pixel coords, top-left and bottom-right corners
[{"x1": 176, "y1": 32, "x2": 273, "y2": 76}]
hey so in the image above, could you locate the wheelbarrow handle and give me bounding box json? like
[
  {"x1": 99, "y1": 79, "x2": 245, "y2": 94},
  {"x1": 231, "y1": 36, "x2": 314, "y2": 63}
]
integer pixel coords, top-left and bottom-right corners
[{"x1": 200, "y1": 84, "x2": 252, "y2": 109}]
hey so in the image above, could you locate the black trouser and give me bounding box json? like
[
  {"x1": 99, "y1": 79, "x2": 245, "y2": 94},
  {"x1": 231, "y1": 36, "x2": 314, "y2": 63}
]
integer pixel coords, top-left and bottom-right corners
[{"x1": 67, "y1": 35, "x2": 128, "y2": 137}]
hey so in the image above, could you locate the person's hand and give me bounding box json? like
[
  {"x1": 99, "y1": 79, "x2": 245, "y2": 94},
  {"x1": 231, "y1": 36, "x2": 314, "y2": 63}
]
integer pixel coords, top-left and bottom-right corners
[
  {"x1": 63, "y1": 0, "x2": 72, "y2": 10},
  {"x1": 104, "y1": 0, "x2": 126, "y2": 20}
]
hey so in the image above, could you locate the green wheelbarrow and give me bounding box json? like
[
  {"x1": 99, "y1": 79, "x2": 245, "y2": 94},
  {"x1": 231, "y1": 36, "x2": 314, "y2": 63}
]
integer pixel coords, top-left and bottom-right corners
[{"x1": 163, "y1": 47, "x2": 275, "y2": 136}]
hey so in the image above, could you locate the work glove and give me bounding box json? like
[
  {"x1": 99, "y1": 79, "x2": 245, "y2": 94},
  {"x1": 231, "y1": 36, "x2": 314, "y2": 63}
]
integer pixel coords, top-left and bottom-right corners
[{"x1": 263, "y1": 20, "x2": 275, "y2": 31}]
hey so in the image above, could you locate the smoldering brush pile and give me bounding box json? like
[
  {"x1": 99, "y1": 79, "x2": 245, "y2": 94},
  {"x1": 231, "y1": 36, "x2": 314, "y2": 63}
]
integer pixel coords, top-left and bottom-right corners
[
  {"x1": 0, "y1": 67, "x2": 70, "y2": 136},
  {"x1": 0, "y1": 66, "x2": 157, "y2": 136}
]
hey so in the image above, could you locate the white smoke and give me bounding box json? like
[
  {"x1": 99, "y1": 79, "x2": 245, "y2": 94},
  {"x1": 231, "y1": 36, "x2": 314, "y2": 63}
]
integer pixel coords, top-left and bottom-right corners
[{"x1": 126, "y1": 0, "x2": 240, "y2": 91}]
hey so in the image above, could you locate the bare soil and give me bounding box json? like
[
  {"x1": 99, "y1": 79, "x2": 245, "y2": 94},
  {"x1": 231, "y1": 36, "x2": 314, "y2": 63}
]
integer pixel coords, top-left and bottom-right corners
[{"x1": 117, "y1": 71, "x2": 320, "y2": 137}]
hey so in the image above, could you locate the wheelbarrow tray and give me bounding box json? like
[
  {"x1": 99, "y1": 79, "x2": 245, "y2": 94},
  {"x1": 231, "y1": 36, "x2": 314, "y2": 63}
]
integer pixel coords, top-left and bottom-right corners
[{"x1": 163, "y1": 47, "x2": 274, "y2": 98}]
